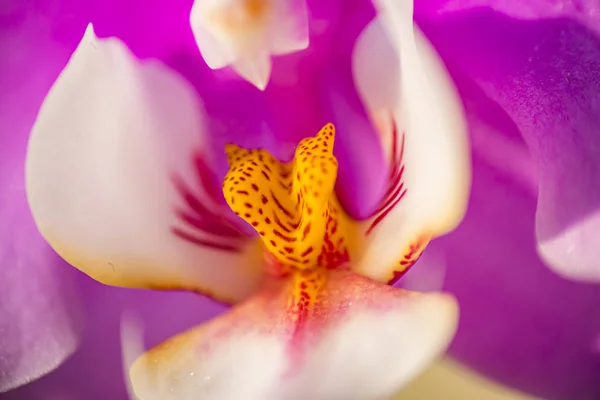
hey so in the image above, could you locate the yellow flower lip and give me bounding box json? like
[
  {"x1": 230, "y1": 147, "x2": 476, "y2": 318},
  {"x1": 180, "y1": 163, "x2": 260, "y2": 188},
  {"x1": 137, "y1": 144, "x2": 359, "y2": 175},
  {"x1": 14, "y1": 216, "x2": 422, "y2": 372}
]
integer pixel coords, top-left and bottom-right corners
[{"x1": 223, "y1": 123, "x2": 358, "y2": 276}]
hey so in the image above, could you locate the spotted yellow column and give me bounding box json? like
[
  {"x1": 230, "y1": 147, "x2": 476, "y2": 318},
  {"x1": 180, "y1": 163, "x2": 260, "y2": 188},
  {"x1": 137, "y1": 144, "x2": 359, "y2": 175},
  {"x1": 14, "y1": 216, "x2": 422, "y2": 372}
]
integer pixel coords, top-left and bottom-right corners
[{"x1": 223, "y1": 124, "x2": 359, "y2": 315}]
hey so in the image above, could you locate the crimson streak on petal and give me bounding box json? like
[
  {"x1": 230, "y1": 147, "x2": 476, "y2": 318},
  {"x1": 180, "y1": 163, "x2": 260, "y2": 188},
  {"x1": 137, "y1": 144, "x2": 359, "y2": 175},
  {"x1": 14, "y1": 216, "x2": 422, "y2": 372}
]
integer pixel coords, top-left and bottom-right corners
[
  {"x1": 366, "y1": 115, "x2": 407, "y2": 234},
  {"x1": 171, "y1": 152, "x2": 254, "y2": 252}
]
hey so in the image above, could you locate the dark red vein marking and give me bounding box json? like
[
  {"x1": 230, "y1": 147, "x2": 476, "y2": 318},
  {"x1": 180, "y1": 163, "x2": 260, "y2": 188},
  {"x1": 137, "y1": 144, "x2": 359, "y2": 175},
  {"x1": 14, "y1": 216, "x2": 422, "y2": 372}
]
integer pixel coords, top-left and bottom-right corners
[
  {"x1": 173, "y1": 177, "x2": 225, "y2": 224},
  {"x1": 376, "y1": 182, "x2": 405, "y2": 215},
  {"x1": 194, "y1": 153, "x2": 226, "y2": 206},
  {"x1": 174, "y1": 176, "x2": 247, "y2": 234},
  {"x1": 366, "y1": 190, "x2": 407, "y2": 235},
  {"x1": 171, "y1": 152, "x2": 256, "y2": 250},
  {"x1": 367, "y1": 116, "x2": 408, "y2": 234},
  {"x1": 172, "y1": 228, "x2": 242, "y2": 253},
  {"x1": 176, "y1": 210, "x2": 245, "y2": 238}
]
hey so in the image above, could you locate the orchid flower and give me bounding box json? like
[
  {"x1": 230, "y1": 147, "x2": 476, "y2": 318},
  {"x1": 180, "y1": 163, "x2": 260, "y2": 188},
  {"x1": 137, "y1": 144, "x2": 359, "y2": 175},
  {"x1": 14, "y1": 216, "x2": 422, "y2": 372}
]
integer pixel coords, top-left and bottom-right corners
[
  {"x1": 3, "y1": 0, "x2": 600, "y2": 399},
  {"x1": 20, "y1": 0, "x2": 473, "y2": 398}
]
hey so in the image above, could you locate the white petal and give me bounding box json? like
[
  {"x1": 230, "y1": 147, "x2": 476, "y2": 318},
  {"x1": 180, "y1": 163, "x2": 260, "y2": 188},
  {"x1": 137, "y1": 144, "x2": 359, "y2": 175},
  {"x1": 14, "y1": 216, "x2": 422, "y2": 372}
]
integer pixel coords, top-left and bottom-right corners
[
  {"x1": 232, "y1": 52, "x2": 272, "y2": 91},
  {"x1": 130, "y1": 271, "x2": 458, "y2": 400},
  {"x1": 189, "y1": 0, "x2": 309, "y2": 89},
  {"x1": 26, "y1": 24, "x2": 264, "y2": 304},
  {"x1": 187, "y1": 22, "x2": 235, "y2": 69},
  {"x1": 352, "y1": 4, "x2": 471, "y2": 283},
  {"x1": 353, "y1": 20, "x2": 400, "y2": 113},
  {"x1": 268, "y1": 0, "x2": 309, "y2": 55},
  {"x1": 284, "y1": 293, "x2": 457, "y2": 399}
]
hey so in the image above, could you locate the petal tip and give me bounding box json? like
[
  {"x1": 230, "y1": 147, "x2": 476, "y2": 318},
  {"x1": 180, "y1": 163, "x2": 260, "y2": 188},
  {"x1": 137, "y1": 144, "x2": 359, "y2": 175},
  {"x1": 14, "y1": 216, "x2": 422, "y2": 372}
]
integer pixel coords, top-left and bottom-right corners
[
  {"x1": 84, "y1": 23, "x2": 96, "y2": 39},
  {"x1": 233, "y1": 56, "x2": 272, "y2": 90}
]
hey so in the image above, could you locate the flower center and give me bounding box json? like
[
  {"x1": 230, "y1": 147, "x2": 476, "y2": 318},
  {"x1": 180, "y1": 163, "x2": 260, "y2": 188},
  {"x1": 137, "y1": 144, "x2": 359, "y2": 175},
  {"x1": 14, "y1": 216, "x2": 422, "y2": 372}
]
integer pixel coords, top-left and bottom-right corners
[
  {"x1": 204, "y1": 0, "x2": 272, "y2": 44},
  {"x1": 223, "y1": 124, "x2": 358, "y2": 312}
]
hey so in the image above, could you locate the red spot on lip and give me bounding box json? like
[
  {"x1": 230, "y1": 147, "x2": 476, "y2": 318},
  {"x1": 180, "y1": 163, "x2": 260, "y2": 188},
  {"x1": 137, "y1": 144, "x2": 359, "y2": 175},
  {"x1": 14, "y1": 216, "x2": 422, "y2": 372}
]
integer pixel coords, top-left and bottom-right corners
[
  {"x1": 273, "y1": 229, "x2": 296, "y2": 242},
  {"x1": 301, "y1": 222, "x2": 311, "y2": 241},
  {"x1": 270, "y1": 190, "x2": 293, "y2": 218},
  {"x1": 387, "y1": 238, "x2": 427, "y2": 284},
  {"x1": 387, "y1": 269, "x2": 409, "y2": 285},
  {"x1": 301, "y1": 246, "x2": 314, "y2": 257}
]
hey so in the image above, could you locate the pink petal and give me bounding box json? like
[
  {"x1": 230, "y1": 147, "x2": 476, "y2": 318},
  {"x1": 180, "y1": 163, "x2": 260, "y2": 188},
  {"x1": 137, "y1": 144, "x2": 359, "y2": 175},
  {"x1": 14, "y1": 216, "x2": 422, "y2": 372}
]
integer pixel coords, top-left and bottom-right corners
[{"x1": 427, "y1": 68, "x2": 600, "y2": 399}]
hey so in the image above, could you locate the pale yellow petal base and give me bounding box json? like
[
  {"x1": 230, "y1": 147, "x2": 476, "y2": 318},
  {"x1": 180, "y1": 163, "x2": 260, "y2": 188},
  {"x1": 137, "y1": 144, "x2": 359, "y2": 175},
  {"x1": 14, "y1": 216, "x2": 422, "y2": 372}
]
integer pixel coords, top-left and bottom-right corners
[{"x1": 396, "y1": 359, "x2": 540, "y2": 400}]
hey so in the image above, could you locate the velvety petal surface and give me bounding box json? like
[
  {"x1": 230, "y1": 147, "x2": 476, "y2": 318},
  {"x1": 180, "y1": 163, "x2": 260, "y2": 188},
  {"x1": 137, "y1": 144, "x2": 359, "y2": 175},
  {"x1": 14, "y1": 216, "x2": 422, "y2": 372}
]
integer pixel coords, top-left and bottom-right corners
[
  {"x1": 414, "y1": 0, "x2": 600, "y2": 31},
  {"x1": 417, "y1": 9, "x2": 600, "y2": 281},
  {"x1": 414, "y1": 67, "x2": 600, "y2": 399},
  {"x1": 0, "y1": 134, "x2": 82, "y2": 393},
  {"x1": 26, "y1": 26, "x2": 264, "y2": 303},
  {"x1": 130, "y1": 271, "x2": 458, "y2": 400},
  {"x1": 0, "y1": 278, "x2": 226, "y2": 400},
  {"x1": 0, "y1": 1, "x2": 87, "y2": 391}
]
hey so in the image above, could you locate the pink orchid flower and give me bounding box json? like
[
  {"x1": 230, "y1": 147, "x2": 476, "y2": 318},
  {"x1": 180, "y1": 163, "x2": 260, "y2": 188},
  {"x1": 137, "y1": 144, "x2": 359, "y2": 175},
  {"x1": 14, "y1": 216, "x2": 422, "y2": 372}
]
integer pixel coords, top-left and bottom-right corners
[
  {"x1": 2, "y1": 0, "x2": 600, "y2": 399},
  {"x1": 22, "y1": 0, "x2": 471, "y2": 398}
]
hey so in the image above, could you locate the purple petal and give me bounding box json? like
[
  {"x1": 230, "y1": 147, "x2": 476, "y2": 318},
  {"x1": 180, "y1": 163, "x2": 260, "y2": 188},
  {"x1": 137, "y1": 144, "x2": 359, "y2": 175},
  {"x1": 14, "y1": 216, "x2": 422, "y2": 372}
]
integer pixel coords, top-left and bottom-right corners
[
  {"x1": 414, "y1": 0, "x2": 600, "y2": 30},
  {"x1": 439, "y1": 154, "x2": 600, "y2": 400},
  {"x1": 310, "y1": 0, "x2": 387, "y2": 218},
  {"x1": 408, "y1": 66, "x2": 600, "y2": 399},
  {"x1": 0, "y1": 1, "x2": 87, "y2": 390},
  {"x1": 1, "y1": 281, "x2": 225, "y2": 400},
  {"x1": 417, "y1": 9, "x2": 600, "y2": 280},
  {"x1": 0, "y1": 168, "x2": 82, "y2": 392}
]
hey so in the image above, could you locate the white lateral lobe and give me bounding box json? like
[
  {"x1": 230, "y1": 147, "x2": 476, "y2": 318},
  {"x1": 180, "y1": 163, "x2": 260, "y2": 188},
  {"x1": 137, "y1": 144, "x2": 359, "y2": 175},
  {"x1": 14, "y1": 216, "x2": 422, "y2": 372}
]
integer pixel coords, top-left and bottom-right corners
[
  {"x1": 352, "y1": 2, "x2": 470, "y2": 282},
  {"x1": 26, "y1": 24, "x2": 264, "y2": 303}
]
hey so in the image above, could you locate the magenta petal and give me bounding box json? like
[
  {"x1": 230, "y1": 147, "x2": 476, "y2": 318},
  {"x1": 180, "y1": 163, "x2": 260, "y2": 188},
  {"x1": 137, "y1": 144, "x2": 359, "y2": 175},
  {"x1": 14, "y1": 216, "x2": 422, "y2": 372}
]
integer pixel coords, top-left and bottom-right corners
[
  {"x1": 436, "y1": 152, "x2": 600, "y2": 400},
  {"x1": 324, "y1": 72, "x2": 387, "y2": 219},
  {"x1": 417, "y1": 10, "x2": 600, "y2": 281},
  {"x1": 0, "y1": 2, "x2": 88, "y2": 390},
  {"x1": 404, "y1": 63, "x2": 600, "y2": 398},
  {"x1": 86, "y1": 0, "x2": 388, "y2": 218},
  {"x1": 0, "y1": 177, "x2": 82, "y2": 392},
  {"x1": 415, "y1": 0, "x2": 600, "y2": 30}
]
